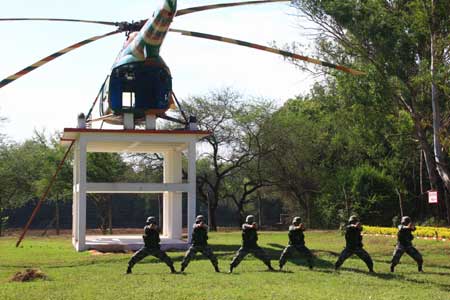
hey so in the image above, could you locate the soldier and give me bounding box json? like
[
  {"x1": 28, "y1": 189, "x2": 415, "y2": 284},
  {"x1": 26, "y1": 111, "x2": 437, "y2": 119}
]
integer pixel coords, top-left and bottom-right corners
[
  {"x1": 334, "y1": 215, "x2": 374, "y2": 273},
  {"x1": 229, "y1": 215, "x2": 274, "y2": 273},
  {"x1": 180, "y1": 215, "x2": 220, "y2": 273},
  {"x1": 279, "y1": 216, "x2": 314, "y2": 270},
  {"x1": 126, "y1": 216, "x2": 176, "y2": 274},
  {"x1": 390, "y1": 216, "x2": 423, "y2": 272}
]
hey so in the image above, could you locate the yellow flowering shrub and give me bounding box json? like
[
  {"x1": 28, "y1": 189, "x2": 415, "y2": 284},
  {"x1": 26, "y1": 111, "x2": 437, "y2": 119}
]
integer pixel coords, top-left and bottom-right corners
[{"x1": 363, "y1": 225, "x2": 450, "y2": 240}]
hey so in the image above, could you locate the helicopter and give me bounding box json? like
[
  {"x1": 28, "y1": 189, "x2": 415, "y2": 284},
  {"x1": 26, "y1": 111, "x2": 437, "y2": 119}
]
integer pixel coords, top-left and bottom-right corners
[{"x1": 0, "y1": 0, "x2": 364, "y2": 128}]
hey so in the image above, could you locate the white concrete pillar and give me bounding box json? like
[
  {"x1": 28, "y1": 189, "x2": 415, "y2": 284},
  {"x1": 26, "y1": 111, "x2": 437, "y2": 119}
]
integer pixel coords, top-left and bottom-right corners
[
  {"x1": 123, "y1": 113, "x2": 134, "y2": 130},
  {"x1": 72, "y1": 141, "x2": 80, "y2": 248},
  {"x1": 187, "y1": 141, "x2": 197, "y2": 243},
  {"x1": 77, "y1": 138, "x2": 87, "y2": 251},
  {"x1": 145, "y1": 114, "x2": 156, "y2": 130},
  {"x1": 163, "y1": 150, "x2": 182, "y2": 239}
]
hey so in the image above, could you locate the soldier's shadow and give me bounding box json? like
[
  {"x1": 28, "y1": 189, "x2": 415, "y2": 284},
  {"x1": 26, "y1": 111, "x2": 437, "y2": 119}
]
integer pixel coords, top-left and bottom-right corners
[
  {"x1": 338, "y1": 267, "x2": 399, "y2": 280},
  {"x1": 267, "y1": 243, "x2": 335, "y2": 269}
]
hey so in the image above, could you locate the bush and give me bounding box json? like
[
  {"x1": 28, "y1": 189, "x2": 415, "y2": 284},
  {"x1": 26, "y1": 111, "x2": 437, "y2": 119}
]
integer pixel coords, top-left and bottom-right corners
[
  {"x1": 349, "y1": 165, "x2": 397, "y2": 226},
  {"x1": 363, "y1": 225, "x2": 450, "y2": 239}
]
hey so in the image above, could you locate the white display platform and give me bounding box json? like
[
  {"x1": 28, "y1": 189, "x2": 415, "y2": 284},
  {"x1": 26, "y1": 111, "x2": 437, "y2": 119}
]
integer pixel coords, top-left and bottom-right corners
[
  {"x1": 86, "y1": 235, "x2": 189, "y2": 252},
  {"x1": 61, "y1": 128, "x2": 209, "y2": 252}
]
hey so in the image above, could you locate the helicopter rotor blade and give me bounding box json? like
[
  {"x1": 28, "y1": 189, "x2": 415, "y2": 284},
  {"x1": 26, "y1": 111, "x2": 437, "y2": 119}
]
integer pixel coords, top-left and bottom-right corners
[
  {"x1": 0, "y1": 30, "x2": 121, "y2": 89},
  {"x1": 169, "y1": 29, "x2": 365, "y2": 75},
  {"x1": 176, "y1": 0, "x2": 290, "y2": 17},
  {"x1": 0, "y1": 18, "x2": 118, "y2": 26}
]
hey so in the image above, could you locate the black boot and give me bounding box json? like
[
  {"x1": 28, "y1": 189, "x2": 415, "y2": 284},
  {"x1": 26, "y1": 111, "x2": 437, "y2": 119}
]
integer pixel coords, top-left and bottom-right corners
[
  {"x1": 170, "y1": 265, "x2": 176, "y2": 274},
  {"x1": 214, "y1": 265, "x2": 220, "y2": 273},
  {"x1": 125, "y1": 266, "x2": 132, "y2": 274},
  {"x1": 418, "y1": 265, "x2": 423, "y2": 272},
  {"x1": 229, "y1": 265, "x2": 234, "y2": 274},
  {"x1": 268, "y1": 264, "x2": 275, "y2": 271},
  {"x1": 390, "y1": 264, "x2": 395, "y2": 273}
]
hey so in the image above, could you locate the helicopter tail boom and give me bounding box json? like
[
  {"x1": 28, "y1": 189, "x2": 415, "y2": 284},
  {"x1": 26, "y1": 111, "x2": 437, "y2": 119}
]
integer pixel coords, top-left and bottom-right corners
[{"x1": 114, "y1": 0, "x2": 177, "y2": 68}]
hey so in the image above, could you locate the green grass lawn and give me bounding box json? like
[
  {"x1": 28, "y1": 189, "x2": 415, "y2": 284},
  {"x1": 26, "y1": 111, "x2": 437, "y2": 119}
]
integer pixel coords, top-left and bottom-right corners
[{"x1": 1, "y1": 231, "x2": 449, "y2": 300}]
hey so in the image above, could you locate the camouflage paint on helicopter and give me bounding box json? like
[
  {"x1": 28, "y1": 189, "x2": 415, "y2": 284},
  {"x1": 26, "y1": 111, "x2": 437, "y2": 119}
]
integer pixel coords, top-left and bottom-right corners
[{"x1": 105, "y1": 0, "x2": 178, "y2": 120}]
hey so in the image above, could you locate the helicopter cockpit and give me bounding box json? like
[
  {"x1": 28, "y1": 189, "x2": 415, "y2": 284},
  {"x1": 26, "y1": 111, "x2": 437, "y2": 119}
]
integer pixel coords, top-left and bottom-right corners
[{"x1": 100, "y1": 61, "x2": 173, "y2": 119}]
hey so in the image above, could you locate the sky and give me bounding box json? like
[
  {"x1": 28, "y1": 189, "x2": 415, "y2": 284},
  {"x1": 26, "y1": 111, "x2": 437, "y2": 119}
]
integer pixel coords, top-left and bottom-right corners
[{"x1": 0, "y1": 0, "x2": 318, "y2": 141}]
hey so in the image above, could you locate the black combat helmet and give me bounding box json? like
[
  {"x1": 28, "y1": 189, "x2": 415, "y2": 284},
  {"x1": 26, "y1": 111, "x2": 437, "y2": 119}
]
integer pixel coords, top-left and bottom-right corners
[
  {"x1": 401, "y1": 216, "x2": 411, "y2": 226},
  {"x1": 292, "y1": 217, "x2": 302, "y2": 225},
  {"x1": 246, "y1": 215, "x2": 255, "y2": 223},
  {"x1": 348, "y1": 215, "x2": 359, "y2": 224},
  {"x1": 196, "y1": 215, "x2": 205, "y2": 223},
  {"x1": 146, "y1": 216, "x2": 157, "y2": 225}
]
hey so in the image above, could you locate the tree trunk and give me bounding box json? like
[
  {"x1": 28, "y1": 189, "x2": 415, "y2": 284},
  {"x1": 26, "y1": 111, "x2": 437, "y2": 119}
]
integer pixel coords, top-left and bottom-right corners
[
  {"x1": 445, "y1": 189, "x2": 450, "y2": 225},
  {"x1": 108, "y1": 196, "x2": 113, "y2": 235},
  {"x1": 396, "y1": 188, "x2": 404, "y2": 217},
  {"x1": 413, "y1": 119, "x2": 439, "y2": 190},
  {"x1": 305, "y1": 195, "x2": 311, "y2": 228},
  {"x1": 55, "y1": 200, "x2": 60, "y2": 235},
  {"x1": 430, "y1": 0, "x2": 450, "y2": 223},
  {"x1": 258, "y1": 194, "x2": 262, "y2": 227},
  {"x1": 208, "y1": 202, "x2": 217, "y2": 231}
]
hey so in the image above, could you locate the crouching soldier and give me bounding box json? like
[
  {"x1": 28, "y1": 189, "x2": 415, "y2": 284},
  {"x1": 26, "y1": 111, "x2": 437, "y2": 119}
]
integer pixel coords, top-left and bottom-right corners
[
  {"x1": 390, "y1": 216, "x2": 423, "y2": 272},
  {"x1": 180, "y1": 215, "x2": 220, "y2": 273},
  {"x1": 126, "y1": 216, "x2": 176, "y2": 274},
  {"x1": 229, "y1": 215, "x2": 274, "y2": 273},
  {"x1": 279, "y1": 217, "x2": 314, "y2": 270},
  {"x1": 334, "y1": 215, "x2": 374, "y2": 273}
]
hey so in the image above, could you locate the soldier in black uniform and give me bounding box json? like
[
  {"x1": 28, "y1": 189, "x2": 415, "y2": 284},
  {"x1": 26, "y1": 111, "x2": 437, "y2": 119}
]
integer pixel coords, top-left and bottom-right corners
[
  {"x1": 229, "y1": 215, "x2": 274, "y2": 273},
  {"x1": 180, "y1": 215, "x2": 220, "y2": 273},
  {"x1": 390, "y1": 216, "x2": 423, "y2": 272},
  {"x1": 334, "y1": 215, "x2": 374, "y2": 272},
  {"x1": 279, "y1": 217, "x2": 314, "y2": 270},
  {"x1": 126, "y1": 216, "x2": 176, "y2": 274}
]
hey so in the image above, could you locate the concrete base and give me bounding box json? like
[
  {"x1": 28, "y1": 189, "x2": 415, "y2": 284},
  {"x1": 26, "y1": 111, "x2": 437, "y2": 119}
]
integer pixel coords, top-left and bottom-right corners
[{"x1": 85, "y1": 235, "x2": 189, "y2": 252}]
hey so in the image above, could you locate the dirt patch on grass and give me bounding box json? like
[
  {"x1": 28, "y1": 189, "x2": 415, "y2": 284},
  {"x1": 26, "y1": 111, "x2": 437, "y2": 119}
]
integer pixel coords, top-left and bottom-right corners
[{"x1": 10, "y1": 269, "x2": 47, "y2": 282}]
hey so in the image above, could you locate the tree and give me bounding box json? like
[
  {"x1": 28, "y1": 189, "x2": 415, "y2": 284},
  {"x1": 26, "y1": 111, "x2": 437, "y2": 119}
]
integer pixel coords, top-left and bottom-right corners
[
  {"x1": 292, "y1": 0, "x2": 450, "y2": 222},
  {"x1": 0, "y1": 133, "x2": 67, "y2": 235},
  {"x1": 261, "y1": 98, "x2": 325, "y2": 226},
  {"x1": 181, "y1": 89, "x2": 275, "y2": 230},
  {"x1": 30, "y1": 131, "x2": 73, "y2": 235},
  {"x1": 87, "y1": 153, "x2": 129, "y2": 234}
]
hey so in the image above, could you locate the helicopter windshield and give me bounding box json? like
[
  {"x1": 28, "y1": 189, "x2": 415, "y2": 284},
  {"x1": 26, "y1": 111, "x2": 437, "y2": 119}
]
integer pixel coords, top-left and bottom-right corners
[{"x1": 108, "y1": 61, "x2": 172, "y2": 117}]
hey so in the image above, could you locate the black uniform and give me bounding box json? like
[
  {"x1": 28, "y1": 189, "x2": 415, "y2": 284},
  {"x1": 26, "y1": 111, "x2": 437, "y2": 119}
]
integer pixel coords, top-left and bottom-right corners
[
  {"x1": 127, "y1": 225, "x2": 175, "y2": 273},
  {"x1": 230, "y1": 223, "x2": 273, "y2": 271},
  {"x1": 279, "y1": 225, "x2": 314, "y2": 269},
  {"x1": 335, "y1": 225, "x2": 374, "y2": 272},
  {"x1": 180, "y1": 223, "x2": 219, "y2": 271},
  {"x1": 390, "y1": 225, "x2": 423, "y2": 271}
]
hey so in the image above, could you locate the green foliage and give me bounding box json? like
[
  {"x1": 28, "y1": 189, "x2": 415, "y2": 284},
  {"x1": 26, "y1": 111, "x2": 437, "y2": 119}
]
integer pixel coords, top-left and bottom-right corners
[
  {"x1": 87, "y1": 153, "x2": 128, "y2": 183},
  {"x1": 349, "y1": 165, "x2": 397, "y2": 226},
  {"x1": 292, "y1": 0, "x2": 450, "y2": 223},
  {"x1": 180, "y1": 89, "x2": 276, "y2": 229}
]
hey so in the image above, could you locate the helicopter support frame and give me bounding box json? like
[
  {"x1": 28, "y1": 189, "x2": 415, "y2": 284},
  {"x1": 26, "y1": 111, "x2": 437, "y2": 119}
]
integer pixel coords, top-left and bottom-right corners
[{"x1": 61, "y1": 127, "x2": 209, "y2": 252}]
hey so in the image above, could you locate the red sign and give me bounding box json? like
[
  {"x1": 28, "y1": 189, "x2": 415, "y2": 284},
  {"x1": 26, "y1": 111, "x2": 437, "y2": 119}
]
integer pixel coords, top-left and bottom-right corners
[{"x1": 428, "y1": 190, "x2": 438, "y2": 204}]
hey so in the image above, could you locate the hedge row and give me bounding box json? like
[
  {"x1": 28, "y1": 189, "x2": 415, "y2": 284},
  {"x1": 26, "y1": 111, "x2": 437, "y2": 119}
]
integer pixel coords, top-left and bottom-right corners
[{"x1": 363, "y1": 225, "x2": 450, "y2": 240}]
